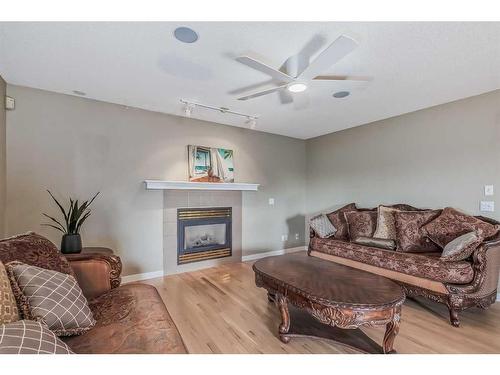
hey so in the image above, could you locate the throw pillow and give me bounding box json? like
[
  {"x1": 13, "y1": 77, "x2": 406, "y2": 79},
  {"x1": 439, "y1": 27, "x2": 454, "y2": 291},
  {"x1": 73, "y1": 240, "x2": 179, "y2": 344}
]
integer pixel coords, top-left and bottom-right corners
[
  {"x1": 440, "y1": 231, "x2": 483, "y2": 262},
  {"x1": 422, "y1": 207, "x2": 500, "y2": 248},
  {"x1": 310, "y1": 214, "x2": 337, "y2": 238},
  {"x1": 373, "y1": 205, "x2": 400, "y2": 240},
  {"x1": 0, "y1": 261, "x2": 19, "y2": 324},
  {"x1": 6, "y1": 262, "x2": 95, "y2": 336},
  {"x1": 0, "y1": 320, "x2": 74, "y2": 354},
  {"x1": 326, "y1": 203, "x2": 357, "y2": 241},
  {"x1": 0, "y1": 232, "x2": 75, "y2": 276},
  {"x1": 353, "y1": 236, "x2": 396, "y2": 250},
  {"x1": 344, "y1": 210, "x2": 378, "y2": 240},
  {"x1": 394, "y1": 210, "x2": 442, "y2": 253}
]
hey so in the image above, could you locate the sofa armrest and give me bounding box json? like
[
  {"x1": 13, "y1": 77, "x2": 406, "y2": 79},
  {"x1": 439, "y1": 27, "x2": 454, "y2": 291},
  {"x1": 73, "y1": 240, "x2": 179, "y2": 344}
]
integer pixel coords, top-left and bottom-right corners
[
  {"x1": 67, "y1": 253, "x2": 122, "y2": 300},
  {"x1": 446, "y1": 236, "x2": 500, "y2": 296}
]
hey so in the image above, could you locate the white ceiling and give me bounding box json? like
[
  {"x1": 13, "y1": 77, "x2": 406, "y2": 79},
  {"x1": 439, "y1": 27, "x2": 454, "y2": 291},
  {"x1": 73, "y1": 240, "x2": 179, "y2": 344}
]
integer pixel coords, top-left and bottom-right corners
[{"x1": 1, "y1": 22, "x2": 499, "y2": 139}]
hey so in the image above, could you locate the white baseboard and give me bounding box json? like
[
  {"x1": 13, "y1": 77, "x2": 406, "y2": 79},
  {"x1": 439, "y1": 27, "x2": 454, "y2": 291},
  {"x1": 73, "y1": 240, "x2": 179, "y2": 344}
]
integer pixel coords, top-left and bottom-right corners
[
  {"x1": 122, "y1": 270, "x2": 164, "y2": 284},
  {"x1": 241, "y1": 246, "x2": 307, "y2": 262}
]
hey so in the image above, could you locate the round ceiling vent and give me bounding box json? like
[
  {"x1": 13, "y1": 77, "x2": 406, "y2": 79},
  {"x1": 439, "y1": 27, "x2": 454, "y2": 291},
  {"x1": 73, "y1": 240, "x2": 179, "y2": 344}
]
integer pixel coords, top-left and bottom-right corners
[
  {"x1": 174, "y1": 27, "x2": 199, "y2": 43},
  {"x1": 333, "y1": 91, "x2": 350, "y2": 98}
]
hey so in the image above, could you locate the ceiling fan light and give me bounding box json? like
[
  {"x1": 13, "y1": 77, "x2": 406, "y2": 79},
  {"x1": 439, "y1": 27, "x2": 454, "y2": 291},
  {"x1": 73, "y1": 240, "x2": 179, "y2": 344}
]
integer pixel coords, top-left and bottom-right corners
[{"x1": 287, "y1": 83, "x2": 307, "y2": 93}]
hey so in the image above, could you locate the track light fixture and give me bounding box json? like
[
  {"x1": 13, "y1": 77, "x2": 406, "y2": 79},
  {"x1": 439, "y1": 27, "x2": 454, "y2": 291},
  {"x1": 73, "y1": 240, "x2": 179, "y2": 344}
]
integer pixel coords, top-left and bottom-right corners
[
  {"x1": 246, "y1": 117, "x2": 257, "y2": 130},
  {"x1": 184, "y1": 102, "x2": 195, "y2": 117},
  {"x1": 180, "y1": 100, "x2": 258, "y2": 129}
]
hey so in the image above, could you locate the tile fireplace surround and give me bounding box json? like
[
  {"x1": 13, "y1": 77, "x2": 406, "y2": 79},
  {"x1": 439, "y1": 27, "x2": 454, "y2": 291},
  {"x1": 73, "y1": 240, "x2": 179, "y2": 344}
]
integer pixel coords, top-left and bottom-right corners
[{"x1": 163, "y1": 190, "x2": 242, "y2": 275}]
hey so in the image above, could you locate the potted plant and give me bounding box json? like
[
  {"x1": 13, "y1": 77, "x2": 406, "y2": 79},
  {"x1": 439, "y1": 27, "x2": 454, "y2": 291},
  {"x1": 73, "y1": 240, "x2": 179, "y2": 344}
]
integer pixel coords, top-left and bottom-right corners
[{"x1": 42, "y1": 190, "x2": 100, "y2": 254}]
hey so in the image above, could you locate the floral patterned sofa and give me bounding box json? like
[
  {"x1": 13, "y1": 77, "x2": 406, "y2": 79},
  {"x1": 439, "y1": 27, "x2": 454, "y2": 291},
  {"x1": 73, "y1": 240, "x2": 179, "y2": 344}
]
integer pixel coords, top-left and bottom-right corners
[{"x1": 308, "y1": 204, "x2": 500, "y2": 327}]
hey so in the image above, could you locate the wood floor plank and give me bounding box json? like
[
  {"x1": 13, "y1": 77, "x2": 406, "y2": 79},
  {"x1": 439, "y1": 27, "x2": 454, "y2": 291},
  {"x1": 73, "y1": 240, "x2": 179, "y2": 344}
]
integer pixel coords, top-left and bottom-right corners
[{"x1": 142, "y1": 260, "x2": 500, "y2": 354}]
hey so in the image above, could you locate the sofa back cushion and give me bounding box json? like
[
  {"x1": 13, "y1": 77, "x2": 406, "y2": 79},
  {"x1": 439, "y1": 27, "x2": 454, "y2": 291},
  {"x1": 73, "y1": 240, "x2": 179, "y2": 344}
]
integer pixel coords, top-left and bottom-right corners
[
  {"x1": 422, "y1": 207, "x2": 500, "y2": 248},
  {"x1": 344, "y1": 210, "x2": 377, "y2": 240},
  {"x1": 394, "y1": 210, "x2": 442, "y2": 253},
  {"x1": 0, "y1": 232, "x2": 74, "y2": 276},
  {"x1": 326, "y1": 203, "x2": 357, "y2": 241}
]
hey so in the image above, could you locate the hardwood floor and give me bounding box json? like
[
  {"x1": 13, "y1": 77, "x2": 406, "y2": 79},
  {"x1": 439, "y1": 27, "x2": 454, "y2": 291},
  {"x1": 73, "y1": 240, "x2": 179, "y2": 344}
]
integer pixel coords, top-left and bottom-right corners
[{"x1": 143, "y1": 260, "x2": 500, "y2": 354}]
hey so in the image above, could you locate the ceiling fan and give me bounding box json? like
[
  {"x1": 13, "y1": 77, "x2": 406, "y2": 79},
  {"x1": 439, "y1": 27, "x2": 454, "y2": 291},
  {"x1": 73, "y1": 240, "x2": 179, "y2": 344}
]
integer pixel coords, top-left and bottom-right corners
[{"x1": 234, "y1": 35, "x2": 371, "y2": 109}]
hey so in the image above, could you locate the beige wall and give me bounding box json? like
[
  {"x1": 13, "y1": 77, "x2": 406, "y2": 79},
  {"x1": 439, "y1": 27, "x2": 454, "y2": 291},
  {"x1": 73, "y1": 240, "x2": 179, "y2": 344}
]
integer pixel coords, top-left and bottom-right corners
[
  {"x1": 5, "y1": 85, "x2": 306, "y2": 275},
  {"x1": 306, "y1": 89, "x2": 500, "y2": 221},
  {"x1": 0, "y1": 75, "x2": 6, "y2": 237}
]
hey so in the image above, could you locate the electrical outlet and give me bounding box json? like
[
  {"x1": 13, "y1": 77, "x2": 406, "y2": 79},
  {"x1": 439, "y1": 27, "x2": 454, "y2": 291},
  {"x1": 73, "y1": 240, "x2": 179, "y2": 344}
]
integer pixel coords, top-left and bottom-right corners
[
  {"x1": 480, "y1": 201, "x2": 495, "y2": 212},
  {"x1": 281, "y1": 234, "x2": 288, "y2": 241},
  {"x1": 295, "y1": 233, "x2": 300, "y2": 240},
  {"x1": 268, "y1": 198, "x2": 275, "y2": 206},
  {"x1": 485, "y1": 185, "x2": 494, "y2": 196}
]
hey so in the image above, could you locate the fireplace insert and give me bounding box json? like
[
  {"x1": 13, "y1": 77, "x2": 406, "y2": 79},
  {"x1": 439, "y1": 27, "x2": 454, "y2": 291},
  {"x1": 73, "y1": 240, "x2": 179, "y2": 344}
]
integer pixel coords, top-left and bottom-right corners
[{"x1": 177, "y1": 207, "x2": 232, "y2": 264}]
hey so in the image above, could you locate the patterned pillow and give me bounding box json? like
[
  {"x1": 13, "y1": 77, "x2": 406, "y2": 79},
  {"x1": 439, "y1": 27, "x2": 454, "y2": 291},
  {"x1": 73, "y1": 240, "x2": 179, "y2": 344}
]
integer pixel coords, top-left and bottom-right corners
[
  {"x1": 0, "y1": 320, "x2": 74, "y2": 354},
  {"x1": 352, "y1": 236, "x2": 396, "y2": 250},
  {"x1": 440, "y1": 231, "x2": 482, "y2": 262},
  {"x1": 6, "y1": 262, "x2": 95, "y2": 336},
  {"x1": 394, "y1": 210, "x2": 442, "y2": 253},
  {"x1": 0, "y1": 232, "x2": 75, "y2": 276},
  {"x1": 373, "y1": 205, "x2": 400, "y2": 240},
  {"x1": 310, "y1": 214, "x2": 336, "y2": 238},
  {"x1": 344, "y1": 211, "x2": 378, "y2": 240},
  {"x1": 326, "y1": 203, "x2": 357, "y2": 241},
  {"x1": 422, "y1": 207, "x2": 500, "y2": 248},
  {"x1": 0, "y1": 261, "x2": 19, "y2": 324}
]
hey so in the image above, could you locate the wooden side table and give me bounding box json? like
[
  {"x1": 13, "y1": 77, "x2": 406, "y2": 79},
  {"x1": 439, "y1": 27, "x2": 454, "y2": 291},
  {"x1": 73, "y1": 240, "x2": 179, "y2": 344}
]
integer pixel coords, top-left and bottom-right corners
[
  {"x1": 64, "y1": 247, "x2": 122, "y2": 299},
  {"x1": 65, "y1": 247, "x2": 114, "y2": 256}
]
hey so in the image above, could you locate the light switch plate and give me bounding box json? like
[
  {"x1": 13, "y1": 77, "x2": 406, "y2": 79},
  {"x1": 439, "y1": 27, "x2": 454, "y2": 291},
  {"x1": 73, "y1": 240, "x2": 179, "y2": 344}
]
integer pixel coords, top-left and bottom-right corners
[
  {"x1": 485, "y1": 185, "x2": 494, "y2": 196},
  {"x1": 480, "y1": 201, "x2": 495, "y2": 212}
]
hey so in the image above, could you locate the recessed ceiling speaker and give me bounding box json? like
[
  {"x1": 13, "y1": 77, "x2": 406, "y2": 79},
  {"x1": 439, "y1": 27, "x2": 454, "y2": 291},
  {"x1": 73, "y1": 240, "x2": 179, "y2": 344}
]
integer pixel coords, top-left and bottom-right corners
[
  {"x1": 333, "y1": 91, "x2": 350, "y2": 98},
  {"x1": 174, "y1": 27, "x2": 199, "y2": 43}
]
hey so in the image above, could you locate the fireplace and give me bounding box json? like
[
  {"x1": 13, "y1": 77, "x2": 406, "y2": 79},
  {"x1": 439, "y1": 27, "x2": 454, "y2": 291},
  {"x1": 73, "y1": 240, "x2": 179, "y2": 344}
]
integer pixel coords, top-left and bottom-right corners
[{"x1": 177, "y1": 207, "x2": 232, "y2": 264}]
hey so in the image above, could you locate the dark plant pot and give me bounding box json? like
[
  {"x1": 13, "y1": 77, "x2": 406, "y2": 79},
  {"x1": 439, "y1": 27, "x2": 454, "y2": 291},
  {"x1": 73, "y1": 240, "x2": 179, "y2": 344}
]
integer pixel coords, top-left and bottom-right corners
[{"x1": 61, "y1": 234, "x2": 82, "y2": 254}]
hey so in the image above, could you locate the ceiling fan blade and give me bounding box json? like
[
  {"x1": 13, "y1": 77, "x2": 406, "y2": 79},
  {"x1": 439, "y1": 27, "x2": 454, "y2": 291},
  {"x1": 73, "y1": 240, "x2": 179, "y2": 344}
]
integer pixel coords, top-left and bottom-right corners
[
  {"x1": 313, "y1": 75, "x2": 373, "y2": 82},
  {"x1": 298, "y1": 35, "x2": 358, "y2": 80},
  {"x1": 228, "y1": 79, "x2": 277, "y2": 95},
  {"x1": 237, "y1": 84, "x2": 288, "y2": 101},
  {"x1": 236, "y1": 56, "x2": 294, "y2": 83}
]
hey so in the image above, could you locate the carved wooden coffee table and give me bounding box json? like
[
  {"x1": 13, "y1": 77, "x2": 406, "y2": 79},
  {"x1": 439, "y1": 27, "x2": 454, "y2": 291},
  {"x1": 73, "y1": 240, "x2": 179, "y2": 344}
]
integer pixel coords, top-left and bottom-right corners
[{"x1": 253, "y1": 252, "x2": 405, "y2": 354}]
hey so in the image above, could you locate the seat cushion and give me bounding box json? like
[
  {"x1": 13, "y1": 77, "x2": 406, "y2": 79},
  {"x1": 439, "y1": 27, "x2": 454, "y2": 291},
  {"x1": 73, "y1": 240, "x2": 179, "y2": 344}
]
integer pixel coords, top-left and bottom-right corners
[
  {"x1": 0, "y1": 232, "x2": 74, "y2": 276},
  {"x1": 309, "y1": 237, "x2": 474, "y2": 284},
  {"x1": 62, "y1": 284, "x2": 187, "y2": 354}
]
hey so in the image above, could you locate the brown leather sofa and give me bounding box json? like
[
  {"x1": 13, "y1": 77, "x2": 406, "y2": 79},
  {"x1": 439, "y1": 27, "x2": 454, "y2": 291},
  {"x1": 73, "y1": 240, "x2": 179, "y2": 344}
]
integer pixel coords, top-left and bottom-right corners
[
  {"x1": 309, "y1": 212, "x2": 500, "y2": 327},
  {"x1": 0, "y1": 232, "x2": 187, "y2": 354}
]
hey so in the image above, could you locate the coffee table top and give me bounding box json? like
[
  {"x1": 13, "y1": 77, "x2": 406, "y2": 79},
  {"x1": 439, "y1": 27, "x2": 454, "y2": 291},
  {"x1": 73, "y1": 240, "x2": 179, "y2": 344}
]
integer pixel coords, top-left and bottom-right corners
[{"x1": 253, "y1": 252, "x2": 404, "y2": 307}]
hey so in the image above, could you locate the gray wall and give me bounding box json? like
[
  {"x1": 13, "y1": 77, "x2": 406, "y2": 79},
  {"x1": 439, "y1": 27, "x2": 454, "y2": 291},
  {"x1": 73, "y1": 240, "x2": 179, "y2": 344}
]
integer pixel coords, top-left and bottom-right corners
[
  {"x1": 5, "y1": 85, "x2": 306, "y2": 275},
  {"x1": 306, "y1": 89, "x2": 500, "y2": 221},
  {"x1": 0, "y1": 75, "x2": 6, "y2": 237}
]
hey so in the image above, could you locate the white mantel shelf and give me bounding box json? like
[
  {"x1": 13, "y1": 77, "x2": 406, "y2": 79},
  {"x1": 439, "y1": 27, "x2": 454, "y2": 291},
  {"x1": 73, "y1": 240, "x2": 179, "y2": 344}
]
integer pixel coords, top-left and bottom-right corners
[{"x1": 144, "y1": 180, "x2": 259, "y2": 191}]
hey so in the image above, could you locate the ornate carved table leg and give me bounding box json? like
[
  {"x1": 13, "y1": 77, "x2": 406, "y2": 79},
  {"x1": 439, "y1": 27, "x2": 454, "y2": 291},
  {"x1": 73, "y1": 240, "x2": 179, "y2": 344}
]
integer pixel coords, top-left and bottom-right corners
[
  {"x1": 276, "y1": 294, "x2": 291, "y2": 343},
  {"x1": 382, "y1": 313, "x2": 400, "y2": 354}
]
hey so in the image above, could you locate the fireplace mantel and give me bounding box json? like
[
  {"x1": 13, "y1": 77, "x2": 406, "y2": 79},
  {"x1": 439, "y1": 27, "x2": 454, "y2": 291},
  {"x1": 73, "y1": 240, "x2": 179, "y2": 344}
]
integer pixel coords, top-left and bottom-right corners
[{"x1": 144, "y1": 180, "x2": 259, "y2": 191}]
